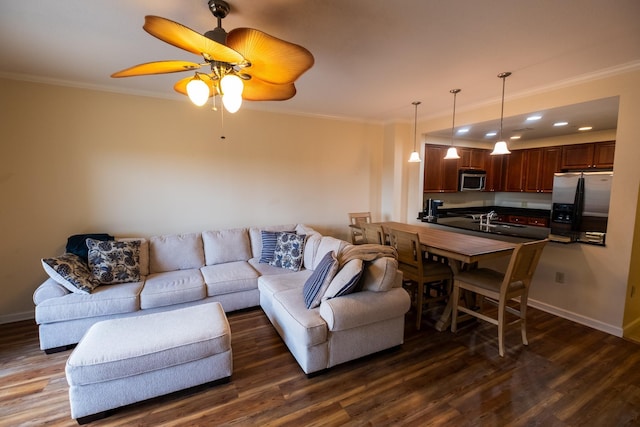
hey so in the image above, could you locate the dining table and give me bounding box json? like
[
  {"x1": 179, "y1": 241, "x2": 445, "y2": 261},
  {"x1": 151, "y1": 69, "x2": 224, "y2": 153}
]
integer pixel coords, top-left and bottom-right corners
[{"x1": 374, "y1": 221, "x2": 518, "y2": 331}]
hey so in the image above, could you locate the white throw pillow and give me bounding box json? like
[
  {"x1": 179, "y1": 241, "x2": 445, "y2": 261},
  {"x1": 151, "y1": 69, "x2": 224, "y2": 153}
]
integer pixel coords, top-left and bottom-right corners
[{"x1": 322, "y1": 259, "x2": 364, "y2": 300}]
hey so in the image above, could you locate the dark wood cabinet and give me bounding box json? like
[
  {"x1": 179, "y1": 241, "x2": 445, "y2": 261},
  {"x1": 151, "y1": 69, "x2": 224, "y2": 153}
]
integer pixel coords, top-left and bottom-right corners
[
  {"x1": 523, "y1": 149, "x2": 543, "y2": 193},
  {"x1": 539, "y1": 146, "x2": 563, "y2": 192},
  {"x1": 423, "y1": 142, "x2": 612, "y2": 194},
  {"x1": 593, "y1": 141, "x2": 615, "y2": 169},
  {"x1": 524, "y1": 146, "x2": 562, "y2": 193},
  {"x1": 561, "y1": 141, "x2": 615, "y2": 170},
  {"x1": 508, "y1": 215, "x2": 528, "y2": 224},
  {"x1": 423, "y1": 145, "x2": 458, "y2": 192},
  {"x1": 458, "y1": 148, "x2": 487, "y2": 170},
  {"x1": 503, "y1": 150, "x2": 527, "y2": 192},
  {"x1": 527, "y1": 217, "x2": 549, "y2": 227},
  {"x1": 485, "y1": 154, "x2": 504, "y2": 192}
]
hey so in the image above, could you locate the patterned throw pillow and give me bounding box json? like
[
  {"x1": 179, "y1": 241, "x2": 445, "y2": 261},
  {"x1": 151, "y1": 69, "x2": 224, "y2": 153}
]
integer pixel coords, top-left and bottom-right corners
[
  {"x1": 87, "y1": 238, "x2": 141, "y2": 284},
  {"x1": 322, "y1": 258, "x2": 365, "y2": 300},
  {"x1": 303, "y1": 251, "x2": 339, "y2": 309},
  {"x1": 65, "y1": 233, "x2": 114, "y2": 262},
  {"x1": 259, "y1": 230, "x2": 294, "y2": 263},
  {"x1": 269, "y1": 232, "x2": 306, "y2": 271},
  {"x1": 41, "y1": 253, "x2": 100, "y2": 294}
]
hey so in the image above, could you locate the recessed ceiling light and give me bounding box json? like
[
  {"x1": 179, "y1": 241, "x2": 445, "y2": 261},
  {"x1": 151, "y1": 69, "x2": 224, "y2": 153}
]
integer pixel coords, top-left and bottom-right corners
[
  {"x1": 553, "y1": 121, "x2": 568, "y2": 127},
  {"x1": 457, "y1": 127, "x2": 470, "y2": 134},
  {"x1": 578, "y1": 126, "x2": 593, "y2": 131},
  {"x1": 485, "y1": 131, "x2": 497, "y2": 137},
  {"x1": 526, "y1": 115, "x2": 542, "y2": 121},
  {"x1": 510, "y1": 136, "x2": 521, "y2": 140}
]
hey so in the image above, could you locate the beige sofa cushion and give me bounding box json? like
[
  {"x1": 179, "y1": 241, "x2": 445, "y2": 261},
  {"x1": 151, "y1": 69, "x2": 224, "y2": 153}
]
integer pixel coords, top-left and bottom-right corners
[
  {"x1": 360, "y1": 257, "x2": 398, "y2": 292},
  {"x1": 313, "y1": 236, "x2": 348, "y2": 270},
  {"x1": 202, "y1": 228, "x2": 251, "y2": 265},
  {"x1": 201, "y1": 261, "x2": 259, "y2": 295},
  {"x1": 140, "y1": 269, "x2": 206, "y2": 309},
  {"x1": 149, "y1": 233, "x2": 204, "y2": 274},
  {"x1": 272, "y1": 287, "x2": 327, "y2": 347}
]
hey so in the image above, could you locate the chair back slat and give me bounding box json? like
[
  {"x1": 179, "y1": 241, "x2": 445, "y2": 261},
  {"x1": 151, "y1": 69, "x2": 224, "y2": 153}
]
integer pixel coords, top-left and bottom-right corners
[
  {"x1": 349, "y1": 212, "x2": 371, "y2": 226},
  {"x1": 501, "y1": 239, "x2": 548, "y2": 293},
  {"x1": 388, "y1": 229, "x2": 422, "y2": 270},
  {"x1": 361, "y1": 223, "x2": 385, "y2": 245}
]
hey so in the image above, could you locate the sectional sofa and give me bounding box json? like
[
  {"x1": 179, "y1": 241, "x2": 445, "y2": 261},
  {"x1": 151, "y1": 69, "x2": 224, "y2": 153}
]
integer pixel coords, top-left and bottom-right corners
[{"x1": 34, "y1": 224, "x2": 411, "y2": 374}]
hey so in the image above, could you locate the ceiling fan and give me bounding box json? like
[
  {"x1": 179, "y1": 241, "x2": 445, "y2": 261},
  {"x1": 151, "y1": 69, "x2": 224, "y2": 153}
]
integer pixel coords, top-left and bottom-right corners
[{"x1": 111, "y1": 0, "x2": 314, "y2": 113}]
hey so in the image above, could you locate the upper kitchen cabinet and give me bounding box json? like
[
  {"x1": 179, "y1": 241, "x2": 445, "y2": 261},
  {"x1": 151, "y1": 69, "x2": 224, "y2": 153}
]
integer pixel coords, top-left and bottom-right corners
[
  {"x1": 561, "y1": 141, "x2": 615, "y2": 170},
  {"x1": 524, "y1": 146, "x2": 563, "y2": 193},
  {"x1": 457, "y1": 148, "x2": 487, "y2": 170},
  {"x1": 503, "y1": 150, "x2": 527, "y2": 192},
  {"x1": 485, "y1": 154, "x2": 504, "y2": 192},
  {"x1": 423, "y1": 145, "x2": 458, "y2": 192}
]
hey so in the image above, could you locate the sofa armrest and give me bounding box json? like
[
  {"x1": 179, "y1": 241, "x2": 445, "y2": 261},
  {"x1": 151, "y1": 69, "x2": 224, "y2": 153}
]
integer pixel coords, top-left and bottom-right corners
[
  {"x1": 319, "y1": 287, "x2": 411, "y2": 331},
  {"x1": 33, "y1": 278, "x2": 71, "y2": 305}
]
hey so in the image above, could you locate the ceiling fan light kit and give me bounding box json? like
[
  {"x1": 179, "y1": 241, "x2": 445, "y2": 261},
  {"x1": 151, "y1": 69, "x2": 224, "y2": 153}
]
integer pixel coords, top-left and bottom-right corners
[
  {"x1": 490, "y1": 71, "x2": 512, "y2": 155},
  {"x1": 186, "y1": 75, "x2": 211, "y2": 106},
  {"x1": 444, "y1": 88, "x2": 461, "y2": 160},
  {"x1": 111, "y1": 0, "x2": 314, "y2": 114}
]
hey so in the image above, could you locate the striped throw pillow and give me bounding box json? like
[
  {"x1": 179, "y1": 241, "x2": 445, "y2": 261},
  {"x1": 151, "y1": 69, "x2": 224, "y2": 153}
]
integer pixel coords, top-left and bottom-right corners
[{"x1": 303, "y1": 251, "x2": 339, "y2": 309}]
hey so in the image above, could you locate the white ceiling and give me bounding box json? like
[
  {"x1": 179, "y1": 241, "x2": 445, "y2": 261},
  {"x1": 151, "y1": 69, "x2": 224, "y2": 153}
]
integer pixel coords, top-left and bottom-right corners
[{"x1": 1, "y1": 0, "x2": 639, "y2": 129}]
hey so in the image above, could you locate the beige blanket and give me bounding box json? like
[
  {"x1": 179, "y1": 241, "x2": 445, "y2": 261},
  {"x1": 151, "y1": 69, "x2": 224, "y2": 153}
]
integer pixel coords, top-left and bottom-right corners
[{"x1": 338, "y1": 244, "x2": 397, "y2": 266}]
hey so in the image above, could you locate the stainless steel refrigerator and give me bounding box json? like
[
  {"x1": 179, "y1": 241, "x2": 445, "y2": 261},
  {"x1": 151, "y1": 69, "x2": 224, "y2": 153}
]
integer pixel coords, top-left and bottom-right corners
[{"x1": 550, "y1": 171, "x2": 613, "y2": 245}]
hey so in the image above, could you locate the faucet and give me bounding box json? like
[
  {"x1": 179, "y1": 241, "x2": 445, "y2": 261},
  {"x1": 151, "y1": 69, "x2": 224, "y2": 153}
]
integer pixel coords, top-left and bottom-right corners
[{"x1": 480, "y1": 211, "x2": 498, "y2": 227}]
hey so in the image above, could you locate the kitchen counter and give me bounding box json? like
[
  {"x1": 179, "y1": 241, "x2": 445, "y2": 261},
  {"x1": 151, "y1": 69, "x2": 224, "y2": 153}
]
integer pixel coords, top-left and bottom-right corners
[
  {"x1": 437, "y1": 206, "x2": 551, "y2": 219},
  {"x1": 430, "y1": 216, "x2": 550, "y2": 240},
  {"x1": 419, "y1": 206, "x2": 551, "y2": 240}
]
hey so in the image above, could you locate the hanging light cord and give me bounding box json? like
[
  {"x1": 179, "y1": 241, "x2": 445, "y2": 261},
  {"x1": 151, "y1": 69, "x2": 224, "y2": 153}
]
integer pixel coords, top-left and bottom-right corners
[
  {"x1": 450, "y1": 89, "x2": 460, "y2": 146},
  {"x1": 498, "y1": 72, "x2": 511, "y2": 141},
  {"x1": 413, "y1": 101, "x2": 421, "y2": 151}
]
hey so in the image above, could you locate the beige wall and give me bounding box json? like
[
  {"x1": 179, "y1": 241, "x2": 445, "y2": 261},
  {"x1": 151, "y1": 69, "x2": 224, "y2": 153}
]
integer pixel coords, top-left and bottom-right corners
[
  {"x1": 407, "y1": 68, "x2": 640, "y2": 336},
  {"x1": 0, "y1": 78, "x2": 384, "y2": 322},
  {"x1": 2, "y1": 68, "x2": 640, "y2": 336}
]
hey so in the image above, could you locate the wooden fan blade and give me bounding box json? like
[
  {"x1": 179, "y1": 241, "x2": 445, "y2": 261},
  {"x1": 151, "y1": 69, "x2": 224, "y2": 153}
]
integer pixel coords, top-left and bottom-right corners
[
  {"x1": 242, "y1": 77, "x2": 296, "y2": 101},
  {"x1": 111, "y1": 60, "x2": 202, "y2": 78},
  {"x1": 173, "y1": 75, "x2": 215, "y2": 98},
  {"x1": 227, "y1": 28, "x2": 314, "y2": 85},
  {"x1": 143, "y1": 15, "x2": 245, "y2": 64}
]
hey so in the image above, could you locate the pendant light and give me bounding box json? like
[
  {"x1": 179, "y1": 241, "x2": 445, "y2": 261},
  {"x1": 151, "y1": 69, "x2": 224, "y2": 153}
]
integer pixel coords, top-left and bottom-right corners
[
  {"x1": 408, "y1": 101, "x2": 422, "y2": 163},
  {"x1": 490, "y1": 72, "x2": 512, "y2": 155},
  {"x1": 444, "y1": 89, "x2": 461, "y2": 160}
]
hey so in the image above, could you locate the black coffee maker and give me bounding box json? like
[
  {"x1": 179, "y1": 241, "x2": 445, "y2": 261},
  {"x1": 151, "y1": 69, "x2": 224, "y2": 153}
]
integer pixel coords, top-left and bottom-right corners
[{"x1": 424, "y1": 198, "x2": 443, "y2": 222}]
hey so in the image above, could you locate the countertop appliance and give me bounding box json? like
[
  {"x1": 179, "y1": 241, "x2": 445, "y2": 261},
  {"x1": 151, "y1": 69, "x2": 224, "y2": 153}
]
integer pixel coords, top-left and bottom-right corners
[
  {"x1": 424, "y1": 198, "x2": 443, "y2": 222},
  {"x1": 550, "y1": 171, "x2": 613, "y2": 245},
  {"x1": 459, "y1": 169, "x2": 486, "y2": 191}
]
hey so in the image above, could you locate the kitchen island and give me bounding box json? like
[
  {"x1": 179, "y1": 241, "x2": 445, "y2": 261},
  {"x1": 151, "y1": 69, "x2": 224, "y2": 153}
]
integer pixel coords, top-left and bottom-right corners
[
  {"x1": 419, "y1": 206, "x2": 551, "y2": 240},
  {"x1": 432, "y1": 216, "x2": 550, "y2": 240}
]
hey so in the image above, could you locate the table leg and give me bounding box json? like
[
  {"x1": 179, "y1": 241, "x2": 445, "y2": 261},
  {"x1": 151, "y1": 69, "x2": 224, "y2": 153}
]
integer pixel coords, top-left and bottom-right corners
[{"x1": 434, "y1": 260, "x2": 461, "y2": 332}]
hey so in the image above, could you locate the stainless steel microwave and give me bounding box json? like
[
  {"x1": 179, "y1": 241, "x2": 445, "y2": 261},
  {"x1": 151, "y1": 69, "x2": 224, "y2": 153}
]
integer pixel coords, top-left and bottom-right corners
[{"x1": 459, "y1": 169, "x2": 486, "y2": 191}]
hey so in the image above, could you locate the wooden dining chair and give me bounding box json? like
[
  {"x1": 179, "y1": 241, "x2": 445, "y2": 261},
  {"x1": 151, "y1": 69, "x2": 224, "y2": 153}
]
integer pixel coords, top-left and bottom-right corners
[
  {"x1": 451, "y1": 239, "x2": 548, "y2": 357},
  {"x1": 360, "y1": 223, "x2": 386, "y2": 245},
  {"x1": 348, "y1": 212, "x2": 371, "y2": 244},
  {"x1": 388, "y1": 228, "x2": 453, "y2": 330}
]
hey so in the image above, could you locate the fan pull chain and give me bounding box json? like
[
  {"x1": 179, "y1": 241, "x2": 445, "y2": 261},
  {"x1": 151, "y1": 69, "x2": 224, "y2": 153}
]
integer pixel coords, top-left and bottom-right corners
[{"x1": 219, "y1": 98, "x2": 226, "y2": 140}]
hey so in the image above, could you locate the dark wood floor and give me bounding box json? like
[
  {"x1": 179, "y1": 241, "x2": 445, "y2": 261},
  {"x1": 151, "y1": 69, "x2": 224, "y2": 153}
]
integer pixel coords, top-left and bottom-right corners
[{"x1": 2, "y1": 307, "x2": 640, "y2": 426}]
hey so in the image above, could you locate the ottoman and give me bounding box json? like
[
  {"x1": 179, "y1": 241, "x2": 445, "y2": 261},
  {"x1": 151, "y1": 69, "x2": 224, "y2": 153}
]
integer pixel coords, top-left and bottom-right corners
[{"x1": 65, "y1": 302, "x2": 232, "y2": 424}]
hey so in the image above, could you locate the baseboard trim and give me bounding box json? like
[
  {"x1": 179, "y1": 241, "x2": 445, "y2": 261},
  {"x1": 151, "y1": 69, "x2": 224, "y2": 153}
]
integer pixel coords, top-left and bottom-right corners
[
  {"x1": 622, "y1": 316, "x2": 640, "y2": 337},
  {"x1": 0, "y1": 310, "x2": 35, "y2": 325},
  {"x1": 528, "y1": 298, "x2": 622, "y2": 337}
]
